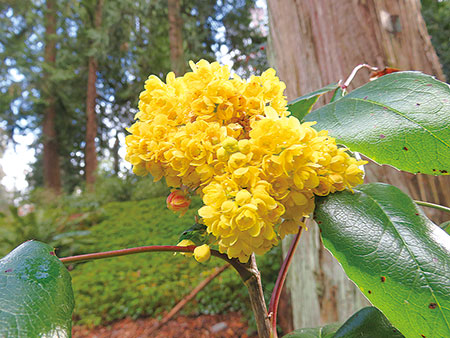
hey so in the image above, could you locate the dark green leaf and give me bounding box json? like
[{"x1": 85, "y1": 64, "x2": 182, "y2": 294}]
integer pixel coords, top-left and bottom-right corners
[
  {"x1": 282, "y1": 323, "x2": 340, "y2": 338},
  {"x1": 314, "y1": 183, "x2": 450, "y2": 338},
  {"x1": 0, "y1": 241, "x2": 74, "y2": 337},
  {"x1": 178, "y1": 222, "x2": 210, "y2": 245},
  {"x1": 288, "y1": 83, "x2": 339, "y2": 120},
  {"x1": 282, "y1": 307, "x2": 404, "y2": 338},
  {"x1": 333, "y1": 306, "x2": 404, "y2": 337},
  {"x1": 305, "y1": 72, "x2": 450, "y2": 175}
]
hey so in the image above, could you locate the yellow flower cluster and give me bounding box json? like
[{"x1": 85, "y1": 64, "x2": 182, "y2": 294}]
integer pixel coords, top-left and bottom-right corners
[{"x1": 126, "y1": 60, "x2": 365, "y2": 263}]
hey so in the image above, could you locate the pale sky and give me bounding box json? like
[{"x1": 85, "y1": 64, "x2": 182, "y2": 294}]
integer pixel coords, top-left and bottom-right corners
[{"x1": 1, "y1": 134, "x2": 35, "y2": 192}]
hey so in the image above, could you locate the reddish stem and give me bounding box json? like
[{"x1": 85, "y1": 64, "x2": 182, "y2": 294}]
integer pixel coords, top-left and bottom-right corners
[
  {"x1": 59, "y1": 245, "x2": 251, "y2": 281},
  {"x1": 60, "y1": 245, "x2": 194, "y2": 263},
  {"x1": 268, "y1": 226, "x2": 304, "y2": 337}
]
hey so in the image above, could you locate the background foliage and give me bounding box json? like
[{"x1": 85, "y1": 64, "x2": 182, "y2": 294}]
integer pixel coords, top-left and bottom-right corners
[
  {"x1": 0, "y1": 0, "x2": 268, "y2": 192},
  {"x1": 422, "y1": 0, "x2": 450, "y2": 81},
  {"x1": 69, "y1": 195, "x2": 280, "y2": 327},
  {"x1": 0, "y1": 177, "x2": 280, "y2": 328}
]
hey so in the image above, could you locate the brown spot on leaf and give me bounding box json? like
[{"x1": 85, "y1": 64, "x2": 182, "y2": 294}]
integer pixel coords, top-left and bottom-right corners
[
  {"x1": 416, "y1": 103, "x2": 420, "y2": 106},
  {"x1": 426, "y1": 84, "x2": 433, "y2": 87},
  {"x1": 381, "y1": 276, "x2": 386, "y2": 282},
  {"x1": 363, "y1": 96, "x2": 368, "y2": 100},
  {"x1": 317, "y1": 221, "x2": 322, "y2": 224},
  {"x1": 380, "y1": 134, "x2": 386, "y2": 139},
  {"x1": 440, "y1": 170, "x2": 448, "y2": 174},
  {"x1": 402, "y1": 147, "x2": 408, "y2": 151},
  {"x1": 421, "y1": 335, "x2": 426, "y2": 338},
  {"x1": 429, "y1": 303, "x2": 437, "y2": 309},
  {"x1": 49, "y1": 251, "x2": 55, "y2": 256},
  {"x1": 415, "y1": 213, "x2": 419, "y2": 216},
  {"x1": 368, "y1": 290, "x2": 372, "y2": 294},
  {"x1": 5, "y1": 268, "x2": 12, "y2": 273}
]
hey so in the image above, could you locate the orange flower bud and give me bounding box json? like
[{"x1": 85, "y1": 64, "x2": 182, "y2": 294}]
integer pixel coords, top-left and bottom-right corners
[{"x1": 167, "y1": 190, "x2": 191, "y2": 215}]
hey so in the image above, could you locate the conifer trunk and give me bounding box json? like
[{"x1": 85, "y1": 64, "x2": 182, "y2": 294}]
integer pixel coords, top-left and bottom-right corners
[
  {"x1": 85, "y1": 0, "x2": 103, "y2": 190},
  {"x1": 268, "y1": 0, "x2": 449, "y2": 329},
  {"x1": 43, "y1": 0, "x2": 62, "y2": 194},
  {"x1": 168, "y1": 0, "x2": 185, "y2": 75}
]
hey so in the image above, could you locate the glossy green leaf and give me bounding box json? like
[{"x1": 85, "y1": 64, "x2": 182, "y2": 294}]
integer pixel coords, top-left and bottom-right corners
[
  {"x1": 305, "y1": 72, "x2": 450, "y2": 175},
  {"x1": 0, "y1": 241, "x2": 74, "y2": 337},
  {"x1": 282, "y1": 306, "x2": 404, "y2": 338},
  {"x1": 282, "y1": 323, "x2": 340, "y2": 338},
  {"x1": 333, "y1": 306, "x2": 404, "y2": 337},
  {"x1": 178, "y1": 222, "x2": 210, "y2": 245},
  {"x1": 314, "y1": 183, "x2": 450, "y2": 338},
  {"x1": 287, "y1": 82, "x2": 339, "y2": 121}
]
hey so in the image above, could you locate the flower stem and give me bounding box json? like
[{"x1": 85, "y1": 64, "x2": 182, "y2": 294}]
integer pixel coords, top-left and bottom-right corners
[
  {"x1": 60, "y1": 245, "x2": 250, "y2": 279},
  {"x1": 414, "y1": 200, "x2": 450, "y2": 214},
  {"x1": 268, "y1": 226, "x2": 304, "y2": 338},
  {"x1": 59, "y1": 245, "x2": 194, "y2": 263}
]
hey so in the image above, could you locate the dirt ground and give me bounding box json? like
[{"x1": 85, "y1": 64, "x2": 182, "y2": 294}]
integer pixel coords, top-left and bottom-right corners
[{"x1": 72, "y1": 312, "x2": 257, "y2": 338}]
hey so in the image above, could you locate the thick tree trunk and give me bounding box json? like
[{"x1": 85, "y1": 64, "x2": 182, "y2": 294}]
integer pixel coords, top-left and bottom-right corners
[
  {"x1": 85, "y1": 0, "x2": 103, "y2": 190},
  {"x1": 43, "y1": 0, "x2": 62, "y2": 194},
  {"x1": 268, "y1": 0, "x2": 449, "y2": 329},
  {"x1": 168, "y1": 0, "x2": 185, "y2": 75}
]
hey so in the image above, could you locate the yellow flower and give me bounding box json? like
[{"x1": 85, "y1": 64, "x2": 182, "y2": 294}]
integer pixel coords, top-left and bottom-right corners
[{"x1": 126, "y1": 59, "x2": 366, "y2": 263}]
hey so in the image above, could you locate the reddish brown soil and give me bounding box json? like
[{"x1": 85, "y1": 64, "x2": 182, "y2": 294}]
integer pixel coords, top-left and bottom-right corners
[{"x1": 72, "y1": 312, "x2": 257, "y2": 338}]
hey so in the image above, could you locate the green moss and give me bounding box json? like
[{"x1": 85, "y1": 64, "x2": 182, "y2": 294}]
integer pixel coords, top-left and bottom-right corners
[{"x1": 70, "y1": 196, "x2": 281, "y2": 326}]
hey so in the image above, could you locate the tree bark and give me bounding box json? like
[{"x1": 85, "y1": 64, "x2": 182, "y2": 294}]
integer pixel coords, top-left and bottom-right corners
[
  {"x1": 43, "y1": 0, "x2": 62, "y2": 194},
  {"x1": 168, "y1": 0, "x2": 185, "y2": 75},
  {"x1": 113, "y1": 133, "x2": 120, "y2": 175},
  {"x1": 268, "y1": 0, "x2": 449, "y2": 329},
  {"x1": 85, "y1": 0, "x2": 103, "y2": 190}
]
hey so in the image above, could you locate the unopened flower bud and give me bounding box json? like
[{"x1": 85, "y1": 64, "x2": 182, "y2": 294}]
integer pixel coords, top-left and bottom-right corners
[
  {"x1": 167, "y1": 190, "x2": 191, "y2": 216},
  {"x1": 194, "y1": 244, "x2": 211, "y2": 263},
  {"x1": 222, "y1": 137, "x2": 239, "y2": 153}
]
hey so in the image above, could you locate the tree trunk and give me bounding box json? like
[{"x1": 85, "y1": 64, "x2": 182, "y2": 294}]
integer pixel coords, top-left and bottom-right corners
[
  {"x1": 113, "y1": 133, "x2": 120, "y2": 175},
  {"x1": 85, "y1": 0, "x2": 103, "y2": 190},
  {"x1": 43, "y1": 0, "x2": 62, "y2": 194},
  {"x1": 268, "y1": 0, "x2": 449, "y2": 329},
  {"x1": 168, "y1": 0, "x2": 185, "y2": 75}
]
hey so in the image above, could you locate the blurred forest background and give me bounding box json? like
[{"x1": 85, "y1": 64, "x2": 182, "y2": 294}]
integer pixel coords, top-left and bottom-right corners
[{"x1": 0, "y1": 0, "x2": 449, "y2": 335}]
